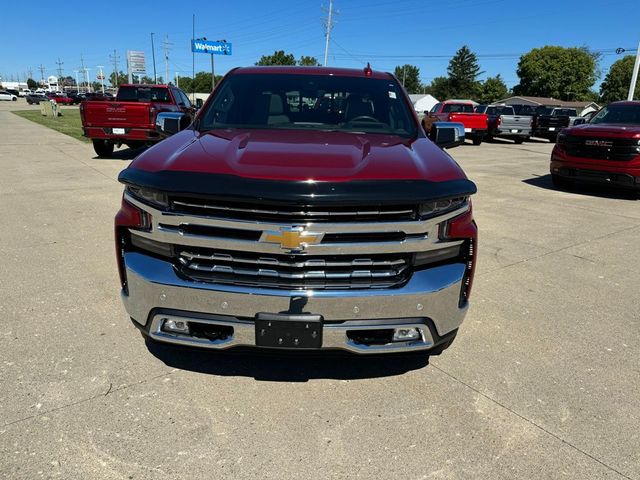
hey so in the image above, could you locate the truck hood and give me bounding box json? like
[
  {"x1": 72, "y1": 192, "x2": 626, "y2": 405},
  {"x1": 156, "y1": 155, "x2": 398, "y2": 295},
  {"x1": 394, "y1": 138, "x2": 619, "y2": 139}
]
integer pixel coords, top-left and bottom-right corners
[
  {"x1": 567, "y1": 123, "x2": 640, "y2": 138},
  {"x1": 129, "y1": 128, "x2": 467, "y2": 183}
]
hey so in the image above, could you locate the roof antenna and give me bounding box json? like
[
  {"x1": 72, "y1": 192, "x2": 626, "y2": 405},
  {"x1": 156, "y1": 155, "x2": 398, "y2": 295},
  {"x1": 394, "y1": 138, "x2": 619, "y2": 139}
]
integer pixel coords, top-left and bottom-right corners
[{"x1": 364, "y1": 62, "x2": 372, "y2": 77}]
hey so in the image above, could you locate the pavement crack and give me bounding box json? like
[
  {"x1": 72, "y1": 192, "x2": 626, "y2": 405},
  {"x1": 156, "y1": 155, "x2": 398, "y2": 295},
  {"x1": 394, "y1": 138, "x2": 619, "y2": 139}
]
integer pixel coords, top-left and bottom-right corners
[
  {"x1": 1, "y1": 371, "x2": 177, "y2": 429},
  {"x1": 431, "y1": 364, "x2": 636, "y2": 480}
]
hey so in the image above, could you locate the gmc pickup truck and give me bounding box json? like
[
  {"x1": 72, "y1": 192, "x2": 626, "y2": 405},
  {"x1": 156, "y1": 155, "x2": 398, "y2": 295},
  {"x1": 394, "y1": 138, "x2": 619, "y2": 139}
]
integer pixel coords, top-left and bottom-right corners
[
  {"x1": 551, "y1": 101, "x2": 640, "y2": 191},
  {"x1": 80, "y1": 84, "x2": 194, "y2": 157},
  {"x1": 475, "y1": 104, "x2": 532, "y2": 143},
  {"x1": 116, "y1": 66, "x2": 478, "y2": 356},
  {"x1": 422, "y1": 101, "x2": 488, "y2": 145}
]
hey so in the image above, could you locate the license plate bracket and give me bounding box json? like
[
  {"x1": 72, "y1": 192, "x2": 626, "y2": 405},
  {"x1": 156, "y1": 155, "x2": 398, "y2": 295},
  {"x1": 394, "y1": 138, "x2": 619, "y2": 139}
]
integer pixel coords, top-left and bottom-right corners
[{"x1": 255, "y1": 313, "x2": 323, "y2": 349}]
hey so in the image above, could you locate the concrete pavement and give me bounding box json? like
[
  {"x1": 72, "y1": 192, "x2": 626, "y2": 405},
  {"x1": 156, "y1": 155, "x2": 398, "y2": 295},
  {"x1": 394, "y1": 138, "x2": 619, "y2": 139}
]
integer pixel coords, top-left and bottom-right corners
[{"x1": 0, "y1": 104, "x2": 638, "y2": 479}]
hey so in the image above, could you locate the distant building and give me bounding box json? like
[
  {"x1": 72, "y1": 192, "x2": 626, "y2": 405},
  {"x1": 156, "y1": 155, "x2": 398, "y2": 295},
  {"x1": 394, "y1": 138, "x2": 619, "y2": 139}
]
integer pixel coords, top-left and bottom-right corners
[
  {"x1": 409, "y1": 94, "x2": 438, "y2": 113},
  {"x1": 1, "y1": 81, "x2": 28, "y2": 93},
  {"x1": 495, "y1": 96, "x2": 600, "y2": 116}
]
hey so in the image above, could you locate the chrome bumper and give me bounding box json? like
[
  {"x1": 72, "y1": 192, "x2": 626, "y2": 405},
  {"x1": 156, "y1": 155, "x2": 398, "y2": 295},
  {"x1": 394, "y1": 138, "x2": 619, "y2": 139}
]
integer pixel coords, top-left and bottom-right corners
[{"x1": 122, "y1": 252, "x2": 468, "y2": 354}]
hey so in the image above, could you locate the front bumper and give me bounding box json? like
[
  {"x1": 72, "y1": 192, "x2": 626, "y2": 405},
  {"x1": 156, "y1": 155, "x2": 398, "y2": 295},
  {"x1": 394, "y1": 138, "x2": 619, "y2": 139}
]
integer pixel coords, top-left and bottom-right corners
[
  {"x1": 551, "y1": 155, "x2": 640, "y2": 190},
  {"x1": 122, "y1": 252, "x2": 468, "y2": 354}
]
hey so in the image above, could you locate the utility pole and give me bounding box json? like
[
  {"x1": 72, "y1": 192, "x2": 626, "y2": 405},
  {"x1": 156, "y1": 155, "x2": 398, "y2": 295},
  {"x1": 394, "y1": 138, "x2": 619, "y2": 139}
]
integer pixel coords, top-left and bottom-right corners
[
  {"x1": 175, "y1": 72, "x2": 180, "y2": 88},
  {"x1": 323, "y1": 0, "x2": 334, "y2": 67},
  {"x1": 38, "y1": 64, "x2": 46, "y2": 87},
  {"x1": 55, "y1": 58, "x2": 64, "y2": 80},
  {"x1": 628, "y1": 40, "x2": 640, "y2": 101},
  {"x1": 162, "y1": 35, "x2": 172, "y2": 85},
  {"x1": 110, "y1": 50, "x2": 120, "y2": 89},
  {"x1": 73, "y1": 70, "x2": 80, "y2": 93},
  {"x1": 27, "y1": 67, "x2": 33, "y2": 81},
  {"x1": 151, "y1": 32, "x2": 158, "y2": 83},
  {"x1": 97, "y1": 65, "x2": 105, "y2": 93},
  {"x1": 85, "y1": 68, "x2": 91, "y2": 93},
  {"x1": 80, "y1": 55, "x2": 87, "y2": 92}
]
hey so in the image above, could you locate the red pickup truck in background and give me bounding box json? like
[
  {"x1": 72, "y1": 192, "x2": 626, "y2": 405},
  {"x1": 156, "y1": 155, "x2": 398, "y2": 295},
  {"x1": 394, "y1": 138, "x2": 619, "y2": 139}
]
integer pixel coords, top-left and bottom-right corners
[
  {"x1": 422, "y1": 101, "x2": 489, "y2": 145},
  {"x1": 80, "y1": 84, "x2": 194, "y2": 157},
  {"x1": 551, "y1": 101, "x2": 640, "y2": 191}
]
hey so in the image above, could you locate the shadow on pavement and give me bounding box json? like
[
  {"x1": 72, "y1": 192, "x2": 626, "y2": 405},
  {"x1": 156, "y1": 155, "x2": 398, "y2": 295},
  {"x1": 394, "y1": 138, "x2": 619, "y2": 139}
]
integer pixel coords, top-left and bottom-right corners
[
  {"x1": 93, "y1": 146, "x2": 148, "y2": 161},
  {"x1": 145, "y1": 340, "x2": 430, "y2": 382},
  {"x1": 523, "y1": 174, "x2": 639, "y2": 200}
]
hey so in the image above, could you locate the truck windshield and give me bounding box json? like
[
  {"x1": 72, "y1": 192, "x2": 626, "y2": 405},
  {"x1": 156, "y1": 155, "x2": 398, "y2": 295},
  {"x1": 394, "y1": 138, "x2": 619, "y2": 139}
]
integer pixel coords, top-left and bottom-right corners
[
  {"x1": 198, "y1": 73, "x2": 417, "y2": 137},
  {"x1": 590, "y1": 104, "x2": 640, "y2": 125},
  {"x1": 442, "y1": 104, "x2": 474, "y2": 113},
  {"x1": 116, "y1": 86, "x2": 171, "y2": 103},
  {"x1": 552, "y1": 109, "x2": 577, "y2": 116}
]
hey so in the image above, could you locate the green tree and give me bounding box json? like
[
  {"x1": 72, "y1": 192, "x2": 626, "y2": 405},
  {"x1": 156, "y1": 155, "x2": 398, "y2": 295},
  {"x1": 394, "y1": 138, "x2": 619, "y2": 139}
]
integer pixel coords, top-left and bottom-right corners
[
  {"x1": 513, "y1": 46, "x2": 599, "y2": 101},
  {"x1": 256, "y1": 50, "x2": 296, "y2": 66},
  {"x1": 447, "y1": 45, "x2": 483, "y2": 98},
  {"x1": 477, "y1": 74, "x2": 509, "y2": 104},
  {"x1": 394, "y1": 64, "x2": 422, "y2": 94},
  {"x1": 298, "y1": 56, "x2": 321, "y2": 66},
  {"x1": 109, "y1": 70, "x2": 128, "y2": 87},
  {"x1": 27, "y1": 78, "x2": 38, "y2": 89},
  {"x1": 425, "y1": 76, "x2": 453, "y2": 101},
  {"x1": 600, "y1": 55, "x2": 640, "y2": 103}
]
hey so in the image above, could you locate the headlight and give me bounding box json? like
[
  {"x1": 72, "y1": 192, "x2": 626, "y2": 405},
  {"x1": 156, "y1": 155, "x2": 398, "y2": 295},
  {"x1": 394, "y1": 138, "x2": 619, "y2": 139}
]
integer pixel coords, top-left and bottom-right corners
[
  {"x1": 556, "y1": 133, "x2": 566, "y2": 146},
  {"x1": 419, "y1": 196, "x2": 468, "y2": 218},
  {"x1": 126, "y1": 186, "x2": 169, "y2": 209}
]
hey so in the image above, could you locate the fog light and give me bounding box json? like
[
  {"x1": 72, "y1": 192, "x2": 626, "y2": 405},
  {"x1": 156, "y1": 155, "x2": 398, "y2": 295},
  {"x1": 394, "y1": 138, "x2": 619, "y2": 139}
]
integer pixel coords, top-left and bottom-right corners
[
  {"x1": 392, "y1": 328, "x2": 421, "y2": 342},
  {"x1": 162, "y1": 318, "x2": 190, "y2": 334}
]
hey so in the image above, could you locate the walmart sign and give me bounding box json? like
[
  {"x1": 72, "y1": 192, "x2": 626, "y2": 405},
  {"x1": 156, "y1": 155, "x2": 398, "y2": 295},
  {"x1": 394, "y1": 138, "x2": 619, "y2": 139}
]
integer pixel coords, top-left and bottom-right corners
[{"x1": 191, "y1": 40, "x2": 232, "y2": 55}]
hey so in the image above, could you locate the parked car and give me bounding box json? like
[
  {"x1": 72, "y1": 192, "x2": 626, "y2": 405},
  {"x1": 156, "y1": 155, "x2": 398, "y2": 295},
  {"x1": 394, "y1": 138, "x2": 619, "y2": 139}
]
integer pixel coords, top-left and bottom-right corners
[
  {"x1": 422, "y1": 100, "x2": 488, "y2": 145},
  {"x1": 26, "y1": 93, "x2": 49, "y2": 104},
  {"x1": 475, "y1": 104, "x2": 532, "y2": 143},
  {"x1": 533, "y1": 106, "x2": 581, "y2": 141},
  {"x1": 0, "y1": 90, "x2": 18, "y2": 101},
  {"x1": 81, "y1": 84, "x2": 195, "y2": 157},
  {"x1": 551, "y1": 101, "x2": 640, "y2": 191},
  {"x1": 66, "y1": 92, "x2": 84, "y2": 104},
  {"x1": 115, "y1": 65, "x2": 477, "y2": 356},
  {"x1": 19, "y1": 89, "x2": 32, "y2": 97},
  {"x1": 46, "y1": 92, "x2": 74, "y2": 105}
]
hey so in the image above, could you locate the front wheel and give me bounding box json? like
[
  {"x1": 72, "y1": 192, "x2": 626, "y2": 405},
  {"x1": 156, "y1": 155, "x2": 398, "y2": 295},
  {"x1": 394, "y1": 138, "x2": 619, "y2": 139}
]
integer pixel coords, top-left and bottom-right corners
[{"x1": 92, "y1": 139, "x2": 114, "y2": 158}]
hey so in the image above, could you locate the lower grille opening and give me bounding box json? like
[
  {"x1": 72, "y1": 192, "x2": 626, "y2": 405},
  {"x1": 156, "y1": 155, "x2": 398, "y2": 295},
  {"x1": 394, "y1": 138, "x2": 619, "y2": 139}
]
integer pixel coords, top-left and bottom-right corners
[
  {"x1": 189, "y1": 323, "x2": 234, "y2": 341},
  {"x1": 347, "y1": 329, "x2": 394, "y2": 346}
]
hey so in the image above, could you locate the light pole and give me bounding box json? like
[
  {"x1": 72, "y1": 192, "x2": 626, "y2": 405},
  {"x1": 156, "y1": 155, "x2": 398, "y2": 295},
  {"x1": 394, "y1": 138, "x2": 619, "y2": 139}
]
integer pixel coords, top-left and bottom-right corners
[
  {"x1": 616, "y1": 43, "x2": 640, "y2": 101},
  {"x1": 84, "y1": 68, "x2": 91, "y2": 93},
  {"x1": 73, "y1": 70, "x2": 80, "y2": 93},
  {"x1": 97, "y1": 65, "x2": 105, "y2": 93}
]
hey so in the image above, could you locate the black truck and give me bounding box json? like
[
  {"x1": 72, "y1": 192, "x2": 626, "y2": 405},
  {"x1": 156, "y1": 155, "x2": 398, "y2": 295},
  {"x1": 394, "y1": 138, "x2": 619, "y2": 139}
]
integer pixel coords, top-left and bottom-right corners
[{"x1": 533, "y1": 106, "x2": 581, "y2": 142}]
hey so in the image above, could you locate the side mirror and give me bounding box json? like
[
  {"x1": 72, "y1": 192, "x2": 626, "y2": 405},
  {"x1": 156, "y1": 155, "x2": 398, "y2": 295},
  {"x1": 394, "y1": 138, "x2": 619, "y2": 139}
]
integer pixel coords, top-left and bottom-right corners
[
  {"x1": 155, "y1": 112, "x2": 187, "y2": 136},
  {"x1": 429, "y1": 121, "x2": 465, "y2": 149},
  {"x1": 195, "y1": 98, "x2": 204, "y2": 109}
]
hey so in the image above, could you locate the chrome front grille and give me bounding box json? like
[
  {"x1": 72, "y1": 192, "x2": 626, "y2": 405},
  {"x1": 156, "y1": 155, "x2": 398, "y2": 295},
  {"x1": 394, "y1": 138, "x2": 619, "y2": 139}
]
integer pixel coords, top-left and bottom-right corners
[
  {"x1": 178, "y1": 249, "x2": 411, "y2": 289},
  {"x1": 170, "y1": 197, "x2": 417, "y2": 222},
  {"x1": 125, "y1": 192, "x2": 467, "y2": 290}
]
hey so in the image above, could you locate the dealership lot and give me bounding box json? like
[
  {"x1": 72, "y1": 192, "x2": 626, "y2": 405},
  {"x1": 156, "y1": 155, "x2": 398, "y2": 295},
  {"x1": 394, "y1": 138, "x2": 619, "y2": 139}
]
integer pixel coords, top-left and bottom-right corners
[{"x1": 1, "y1": 103, "x2": 639, "y2": 479}]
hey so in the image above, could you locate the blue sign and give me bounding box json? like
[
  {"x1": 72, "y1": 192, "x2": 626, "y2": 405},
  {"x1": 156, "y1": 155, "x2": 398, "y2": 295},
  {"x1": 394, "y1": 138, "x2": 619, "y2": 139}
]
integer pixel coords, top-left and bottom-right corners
[{"x1": 191, "y1": 40, "x2": 232, "y2": 56}]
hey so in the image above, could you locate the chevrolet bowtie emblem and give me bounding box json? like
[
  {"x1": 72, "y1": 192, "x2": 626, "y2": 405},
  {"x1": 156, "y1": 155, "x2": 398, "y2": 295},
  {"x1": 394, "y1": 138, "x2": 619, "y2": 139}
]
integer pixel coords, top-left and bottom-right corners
[{"x1": 260, "y1": 227, "x2": 324, "y2": 251}]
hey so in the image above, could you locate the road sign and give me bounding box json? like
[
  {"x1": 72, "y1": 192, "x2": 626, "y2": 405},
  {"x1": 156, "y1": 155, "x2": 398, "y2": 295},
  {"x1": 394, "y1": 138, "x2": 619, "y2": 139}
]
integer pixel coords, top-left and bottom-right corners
[
  {"x1": 127, "y1": 50, "x2": 146, "y2": 74},
  {"x1": 191, "y1": 40, "x2": 232, "y2": 56}
]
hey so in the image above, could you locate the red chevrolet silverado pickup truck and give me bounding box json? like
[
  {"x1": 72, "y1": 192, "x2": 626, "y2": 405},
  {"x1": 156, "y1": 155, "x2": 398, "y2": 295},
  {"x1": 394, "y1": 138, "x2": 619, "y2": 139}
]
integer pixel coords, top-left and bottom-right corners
[
  {"x1": 80, "y1": 84, "x2": 194, "y2": 157},
  {"x1": 551, "y1": 101, "x2": 640, "y2": 191},
  {"x1": 115, "y1": 66, "x2": 478, "y2": 356},
  {"x1": 422, "y1": 100, "x2": 489, "y2": 145}
]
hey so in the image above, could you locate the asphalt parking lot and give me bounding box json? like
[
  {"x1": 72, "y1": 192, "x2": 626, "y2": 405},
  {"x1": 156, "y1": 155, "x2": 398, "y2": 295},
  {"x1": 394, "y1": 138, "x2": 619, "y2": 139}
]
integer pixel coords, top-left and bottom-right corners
[{"x1": 1, "y1": 101, "x2": 639, "y2": 480}]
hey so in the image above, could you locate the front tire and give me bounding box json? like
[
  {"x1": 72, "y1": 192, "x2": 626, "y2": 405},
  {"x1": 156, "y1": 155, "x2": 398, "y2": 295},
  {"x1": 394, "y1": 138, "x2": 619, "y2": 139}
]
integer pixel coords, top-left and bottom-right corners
[
  {"x1": 472, "y1": 135, "x2": 482, "y2": 146},
  {"x1": 92, "y1": 139, "x2": 114, "y2": 157}
]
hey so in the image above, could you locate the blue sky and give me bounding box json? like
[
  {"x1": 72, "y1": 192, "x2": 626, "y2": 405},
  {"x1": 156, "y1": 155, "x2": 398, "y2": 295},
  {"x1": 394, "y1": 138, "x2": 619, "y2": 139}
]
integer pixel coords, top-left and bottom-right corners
[{"x1": 1, "y1": 0, "x2": 638, "y2": 91}]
